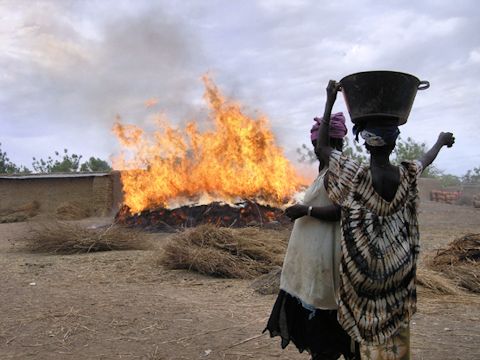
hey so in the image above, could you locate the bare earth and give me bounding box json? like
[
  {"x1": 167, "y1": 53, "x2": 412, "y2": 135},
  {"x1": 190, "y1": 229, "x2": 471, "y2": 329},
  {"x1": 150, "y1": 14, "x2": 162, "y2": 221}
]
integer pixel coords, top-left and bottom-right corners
[{"x1": 1, "y1": 201, "x2": 480, "y2": 360}]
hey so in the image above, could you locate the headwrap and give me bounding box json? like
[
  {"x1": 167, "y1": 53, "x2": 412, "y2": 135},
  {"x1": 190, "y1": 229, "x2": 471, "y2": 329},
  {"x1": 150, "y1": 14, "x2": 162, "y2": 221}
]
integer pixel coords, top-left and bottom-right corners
[
  {"x1": 310, "y1": 112, "x2": 347, "y2": 141},
  {"x1": 352, "y1": 124, "x2": 400, "y2": 146}
]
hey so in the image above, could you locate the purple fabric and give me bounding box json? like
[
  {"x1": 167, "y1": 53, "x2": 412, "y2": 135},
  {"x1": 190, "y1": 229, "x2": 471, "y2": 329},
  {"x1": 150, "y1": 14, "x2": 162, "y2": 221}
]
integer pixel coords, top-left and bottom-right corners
[
  {"x1": 310, "y1": 112, "x2": 347, "y2": 141},
  {"x1": 310, "y1": 119, "x2": 321, "y2": 141}
]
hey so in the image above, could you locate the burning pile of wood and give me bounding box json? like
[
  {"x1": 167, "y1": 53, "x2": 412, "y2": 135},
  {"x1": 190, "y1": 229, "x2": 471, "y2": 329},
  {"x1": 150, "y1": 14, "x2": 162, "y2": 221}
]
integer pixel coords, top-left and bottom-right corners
[
  {"x1": 115, "y1": 200, "x2": 291, "y2": 231},
  {"x1": 111, "y1": 78, "x2": 306, "y2": 231}
]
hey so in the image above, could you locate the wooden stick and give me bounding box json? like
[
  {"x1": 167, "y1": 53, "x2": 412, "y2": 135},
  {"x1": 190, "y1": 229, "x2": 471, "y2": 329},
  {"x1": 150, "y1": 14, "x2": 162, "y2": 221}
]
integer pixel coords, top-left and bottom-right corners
[
  {"x1": 159, "y1": 317, "x2": 267, "y2": 345},
  {"x1": 224, "y1": 333, "x2": 265, "y2": 350}
]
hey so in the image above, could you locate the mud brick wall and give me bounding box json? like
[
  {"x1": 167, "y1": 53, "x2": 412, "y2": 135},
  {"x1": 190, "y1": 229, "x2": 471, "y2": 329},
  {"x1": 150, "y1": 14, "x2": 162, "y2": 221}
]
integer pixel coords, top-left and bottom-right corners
[
  {"x1": 417, "y1": 177, "x2": 442, "y2": 202},
  {"x1": 0, "y1": 177, "x2": 94, "y2": 214},
  {"x1": 92, "y1": 176, "x2": 114, "y2": 216},
  {"x1": 458, "y1": 184, "x2": 480, "y2": 206},
  {"x1": 110, "y1": 171, "x2": 124, "y2": 213},
  {"x1": 0, "y1": 174, "x2": 119, "y2": 217}
]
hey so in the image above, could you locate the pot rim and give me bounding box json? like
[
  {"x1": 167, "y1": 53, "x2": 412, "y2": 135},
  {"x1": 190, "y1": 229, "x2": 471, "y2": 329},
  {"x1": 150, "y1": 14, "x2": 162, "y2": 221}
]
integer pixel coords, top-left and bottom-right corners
[{"x1": 340, "y1": 70, "x2": 421, "y2": 84}]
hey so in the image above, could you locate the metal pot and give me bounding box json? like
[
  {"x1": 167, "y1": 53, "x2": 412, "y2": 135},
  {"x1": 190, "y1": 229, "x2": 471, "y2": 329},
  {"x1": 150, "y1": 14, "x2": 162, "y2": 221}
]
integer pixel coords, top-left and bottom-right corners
[{"x1": 339, "y1": 70, "x2": 429, "y2": 125}]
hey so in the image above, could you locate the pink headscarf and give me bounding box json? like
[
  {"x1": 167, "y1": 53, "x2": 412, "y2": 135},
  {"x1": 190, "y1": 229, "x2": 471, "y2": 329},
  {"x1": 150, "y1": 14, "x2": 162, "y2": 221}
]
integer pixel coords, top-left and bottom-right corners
[{"x1": 310, "y1": 112, "x2": 347, "y2": 141}]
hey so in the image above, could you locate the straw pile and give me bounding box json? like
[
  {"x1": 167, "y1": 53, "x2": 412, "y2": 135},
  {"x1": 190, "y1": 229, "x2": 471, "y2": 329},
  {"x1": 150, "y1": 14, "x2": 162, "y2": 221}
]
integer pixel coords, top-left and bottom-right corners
[
  {"x1": 160, "y1": 224, "x2": 289, "y2": 279},
  {"x1": 473, "y1": 194, "x2": 480, "y2": 208},
  {"x1": 250, "y1": 266, "x2": 282, "y2": 294},
  {"x1": 0, "y1": 201, "x2": 39, "y2": 223},
  {"x1": 247, "y1": 267, "x2": 463, "y2": 296},
  {"x1": 55, "y1": 201, "x2": 90, "y2": 220},
  {"x1": 429, "y1": 233, "x2": 480, "y2": 293},
  {"x1": 416, "y1": 268, "x2": 460, "y2": 295},
  {"x1": 25, "y1": 221, "x2": 149, "y2": 254}
]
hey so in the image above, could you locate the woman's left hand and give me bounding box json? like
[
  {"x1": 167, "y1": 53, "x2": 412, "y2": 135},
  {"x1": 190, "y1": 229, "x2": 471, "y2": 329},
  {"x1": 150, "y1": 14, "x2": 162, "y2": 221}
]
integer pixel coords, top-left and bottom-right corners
[{"x1": 285, "y1": 204, "x2": 308, "y2": 221}]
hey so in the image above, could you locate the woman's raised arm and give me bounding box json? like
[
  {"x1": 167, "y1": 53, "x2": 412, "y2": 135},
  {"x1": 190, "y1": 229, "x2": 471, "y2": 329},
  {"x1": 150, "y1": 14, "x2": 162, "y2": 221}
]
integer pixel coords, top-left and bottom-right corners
[
  {"x1": 419, "y1": 132, "x2": 455, "y2": 170},
  {"x1": 316, "y1": 80, "x2": 340, "y2": 166}
]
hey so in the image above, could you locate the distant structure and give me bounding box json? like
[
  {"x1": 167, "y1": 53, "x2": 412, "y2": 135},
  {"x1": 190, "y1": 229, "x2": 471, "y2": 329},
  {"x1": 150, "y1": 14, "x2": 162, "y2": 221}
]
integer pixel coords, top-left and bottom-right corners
[{"x1": 0, "y1": 172, "x2": 123, "y2": 221}]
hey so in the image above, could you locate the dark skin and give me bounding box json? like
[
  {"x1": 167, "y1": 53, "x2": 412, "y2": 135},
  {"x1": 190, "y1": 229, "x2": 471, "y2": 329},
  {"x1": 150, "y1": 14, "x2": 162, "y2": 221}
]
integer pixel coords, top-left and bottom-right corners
[
  {"x1": 284, "y1": 140, "x2": 342, "y2": 222},
  {"x1": 316, "y1": 80, "x2": 455, "y2": 202}
]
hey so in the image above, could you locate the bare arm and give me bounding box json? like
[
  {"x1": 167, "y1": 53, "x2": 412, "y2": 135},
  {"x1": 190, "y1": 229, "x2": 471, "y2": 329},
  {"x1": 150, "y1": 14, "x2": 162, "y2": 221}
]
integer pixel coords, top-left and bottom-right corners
[
  {"x1": 284, "y1": 204, "x2": 341, "y2": 222},
  {"x1": 419, "y1": 132, "x2": 455, "y2": 170},
  {"x1": 316, "y1": 80, "x2": 340, "y2": 166},
  {"x1": 310, "y1": 204, "x2": 341, "y2": 221}
]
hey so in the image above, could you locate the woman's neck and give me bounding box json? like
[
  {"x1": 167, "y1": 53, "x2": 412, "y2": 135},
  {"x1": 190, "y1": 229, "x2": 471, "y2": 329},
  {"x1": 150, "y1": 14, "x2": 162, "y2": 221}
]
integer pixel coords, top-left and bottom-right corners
[{"x1": 370, "y1": 153, "x2": 392, "y2": 168}]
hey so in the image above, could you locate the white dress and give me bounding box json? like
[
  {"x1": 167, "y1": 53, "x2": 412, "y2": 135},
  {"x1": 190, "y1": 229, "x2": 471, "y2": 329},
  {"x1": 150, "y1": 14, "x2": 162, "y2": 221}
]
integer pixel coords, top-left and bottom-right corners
[{"x1": 279, "y1": 170, "x2": 341, "y2": 310}]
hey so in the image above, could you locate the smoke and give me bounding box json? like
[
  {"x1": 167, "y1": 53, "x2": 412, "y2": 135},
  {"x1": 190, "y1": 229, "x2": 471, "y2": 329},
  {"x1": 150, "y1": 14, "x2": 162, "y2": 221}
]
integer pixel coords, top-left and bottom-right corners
[{"x1": 0, "y1": 0, "x2": 206, "y2": 165}]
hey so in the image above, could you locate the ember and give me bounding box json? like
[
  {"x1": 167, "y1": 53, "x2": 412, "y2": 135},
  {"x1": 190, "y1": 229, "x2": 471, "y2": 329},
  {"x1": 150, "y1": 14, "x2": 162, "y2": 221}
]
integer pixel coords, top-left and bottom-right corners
[{"x1": 115, "y1": 201, "x2": 290, "y2": 231}]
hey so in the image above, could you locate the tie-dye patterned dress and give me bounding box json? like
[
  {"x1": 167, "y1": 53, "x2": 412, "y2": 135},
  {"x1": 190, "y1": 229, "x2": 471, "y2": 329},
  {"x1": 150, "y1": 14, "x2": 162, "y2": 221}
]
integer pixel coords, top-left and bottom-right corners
[{"x1": 327, "y1": 149, "x2": 423, "y2": 359}]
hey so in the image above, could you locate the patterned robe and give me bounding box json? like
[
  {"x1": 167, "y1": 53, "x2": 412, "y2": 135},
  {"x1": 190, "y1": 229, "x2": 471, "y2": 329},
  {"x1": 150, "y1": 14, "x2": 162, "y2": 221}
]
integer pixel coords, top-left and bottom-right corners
[{"x1": 327, "y1": 149, "x2": 422, "y2": 346}]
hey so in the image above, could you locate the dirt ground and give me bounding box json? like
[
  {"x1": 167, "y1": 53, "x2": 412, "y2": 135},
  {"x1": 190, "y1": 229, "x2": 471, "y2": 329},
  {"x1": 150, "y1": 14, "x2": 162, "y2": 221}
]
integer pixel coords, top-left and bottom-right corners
[{"x1": 1, "y1": 201, "x2": 480, "y2": 360}]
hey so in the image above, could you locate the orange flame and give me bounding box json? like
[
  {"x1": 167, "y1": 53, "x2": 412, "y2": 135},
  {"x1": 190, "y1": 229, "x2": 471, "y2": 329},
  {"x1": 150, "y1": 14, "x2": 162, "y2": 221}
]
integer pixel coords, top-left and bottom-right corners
[{"x1": 113, "y1": 75, "x2": 307, "y2": 213}]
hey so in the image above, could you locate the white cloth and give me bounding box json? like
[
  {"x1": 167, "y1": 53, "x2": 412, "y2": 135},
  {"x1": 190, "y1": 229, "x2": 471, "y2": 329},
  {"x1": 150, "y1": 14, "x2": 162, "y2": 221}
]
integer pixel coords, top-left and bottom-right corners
[{"x1": 280, "y1": 170, "x2": 341, "y2": 310}]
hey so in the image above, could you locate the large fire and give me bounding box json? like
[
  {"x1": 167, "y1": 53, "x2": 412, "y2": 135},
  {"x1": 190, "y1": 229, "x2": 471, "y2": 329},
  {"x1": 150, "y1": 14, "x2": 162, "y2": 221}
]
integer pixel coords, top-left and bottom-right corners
[{"x1": 112, "y1": 76, "x2": 307, "y2": 213}]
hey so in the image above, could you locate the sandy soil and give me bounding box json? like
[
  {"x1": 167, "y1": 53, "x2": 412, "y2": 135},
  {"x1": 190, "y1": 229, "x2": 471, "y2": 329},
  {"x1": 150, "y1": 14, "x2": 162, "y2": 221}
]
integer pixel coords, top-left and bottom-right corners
[{"x1": 1, "y1": 201, "x2": 480, "y2": 360}]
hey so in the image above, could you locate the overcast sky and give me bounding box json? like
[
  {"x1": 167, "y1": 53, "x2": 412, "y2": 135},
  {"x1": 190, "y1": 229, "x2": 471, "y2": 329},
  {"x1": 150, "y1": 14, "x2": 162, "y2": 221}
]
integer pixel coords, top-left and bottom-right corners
[{"x1": 1, "y1": 0, "x2": 479, "y2": 175}]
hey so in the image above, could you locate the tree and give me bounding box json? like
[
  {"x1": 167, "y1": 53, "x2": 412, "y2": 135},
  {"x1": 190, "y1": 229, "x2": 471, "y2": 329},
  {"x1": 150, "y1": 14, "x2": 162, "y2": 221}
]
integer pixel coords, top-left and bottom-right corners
[
  {"x1": 32, "y1": 149, "x2": 83, "y2": 173},
  {"x1": 32, "y1": 149, "x2": 112, "y2": 173},
  {"x1": 437, "y1": 173, "x2": 461, "y2": 187},
  {"x1": 0, "y1": 143, "x2": 30, "y2": 174},
  {"x1": 393, "y1": 136, "x2": 426, "y2": 162},
  {"x1": 342, "y1": 136, "x2": 368, "y2": 164},
  {"x1": 297, "y1": 136, "x2": 442, "y2": 178},
  {"x1": 0, "y1": 143, "x2": 19, "y2": 174},
  {"x1": 296, "y1": 143, "x2": 316, "y2": 164},
  {"x1": 296, "y1": 136, "x2": 367, "y2": 164},
  {"x1": 393, "y1": 137, "x2": 441, "y2": 178},
  {"x1": 80, "y1": 157, "x2": 112, "y2": 172},
  {"x1": 462, "y1": 167, "x2": 480, "y2": 184}
]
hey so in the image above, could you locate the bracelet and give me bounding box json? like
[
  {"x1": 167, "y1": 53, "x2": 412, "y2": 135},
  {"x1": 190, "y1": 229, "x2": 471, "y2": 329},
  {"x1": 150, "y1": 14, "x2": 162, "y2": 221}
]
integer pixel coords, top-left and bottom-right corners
[{"x1": 307, "y1": 206, "x2": 313, "y2": 217}]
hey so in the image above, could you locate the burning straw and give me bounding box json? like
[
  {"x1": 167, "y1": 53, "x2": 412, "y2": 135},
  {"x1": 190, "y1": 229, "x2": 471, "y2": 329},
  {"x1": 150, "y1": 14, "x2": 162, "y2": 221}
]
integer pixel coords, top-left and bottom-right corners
[
  {"x1": 429, "y1": 233, "x2": 480, "y2": 293},
  {"x1": 25, "y1": 221, "x2": 149, "y2": 254},
  {"x1": 159, "y1": 224, "x2": 289, "y2": 279}
]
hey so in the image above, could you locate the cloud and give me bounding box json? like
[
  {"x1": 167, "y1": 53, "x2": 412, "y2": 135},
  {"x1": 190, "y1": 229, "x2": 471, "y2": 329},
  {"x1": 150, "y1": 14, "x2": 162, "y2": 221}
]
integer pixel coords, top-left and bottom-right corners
[
  {"x1": 469, "y1": 48, "x2": 480, "y2": 63},
  {"x1": 195, "y1": 0, "x2": 480, "y2": 175},
  {"x1": 0, "y1": 0, "x2": 206, "y2": 166},
  {"x1": 0, "y1": 0, "x2": 479, "y2": 175}
]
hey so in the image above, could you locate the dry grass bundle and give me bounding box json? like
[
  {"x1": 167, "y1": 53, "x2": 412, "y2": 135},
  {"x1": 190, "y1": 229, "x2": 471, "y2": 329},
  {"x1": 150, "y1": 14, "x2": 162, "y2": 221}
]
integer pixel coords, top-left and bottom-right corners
[
  {"x1": 0, "y1": 201, "x2": 40, "y2": 223},
  {"x1": 25, "y1": 221, "x2": 149, "y2": 254},
  {"x1": 247, "y1": 266, "x2": 463, "y2": 296},
  {"x1": 416, "y1": 267, "x2": 460, "y2": 295},
  {"x1": 437, "y1": 265, "x2": 480, "y2": 294},
  {"x1": 250, "y1": 266, "x2": 282, "y2": 295},
  {"x1": 55, "y1": 201, "x2": 90, "y2": 220},
  {"x1": 0, "y1": 213, "x2": 29, "y2": 223},
  {"x1": 429, "y1": 233, "x2": 480, "y2": 293},
  {"x1": 431, "y1": 233, "x2": 480, "y2": 266},
  {"x1": 160, "y1": 224, "x2": 289, "y2": 279}
]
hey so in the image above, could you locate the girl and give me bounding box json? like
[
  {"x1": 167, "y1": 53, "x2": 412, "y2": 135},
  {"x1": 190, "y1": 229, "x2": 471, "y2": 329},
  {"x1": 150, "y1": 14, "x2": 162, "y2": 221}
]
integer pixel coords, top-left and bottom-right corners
[{"x1": 265, "y1": 113, "x2": 359, "y2": 359}]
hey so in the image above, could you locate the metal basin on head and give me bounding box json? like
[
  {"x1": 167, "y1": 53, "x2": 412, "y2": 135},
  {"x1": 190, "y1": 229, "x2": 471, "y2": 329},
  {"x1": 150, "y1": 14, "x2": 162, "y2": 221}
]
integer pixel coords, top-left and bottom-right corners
[{"x1": 339, "y1": 70, "x2": 429, "y2": 125}]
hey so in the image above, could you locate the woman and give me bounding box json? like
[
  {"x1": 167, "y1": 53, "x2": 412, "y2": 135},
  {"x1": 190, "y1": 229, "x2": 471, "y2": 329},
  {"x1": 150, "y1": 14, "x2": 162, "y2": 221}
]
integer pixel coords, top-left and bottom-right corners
[
  {"x1": 265, "y1": 113, "x2": 359, "y2": 359},
  {"x1": 316, "y1": 80, "x2": 455, "y2": 359}
]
